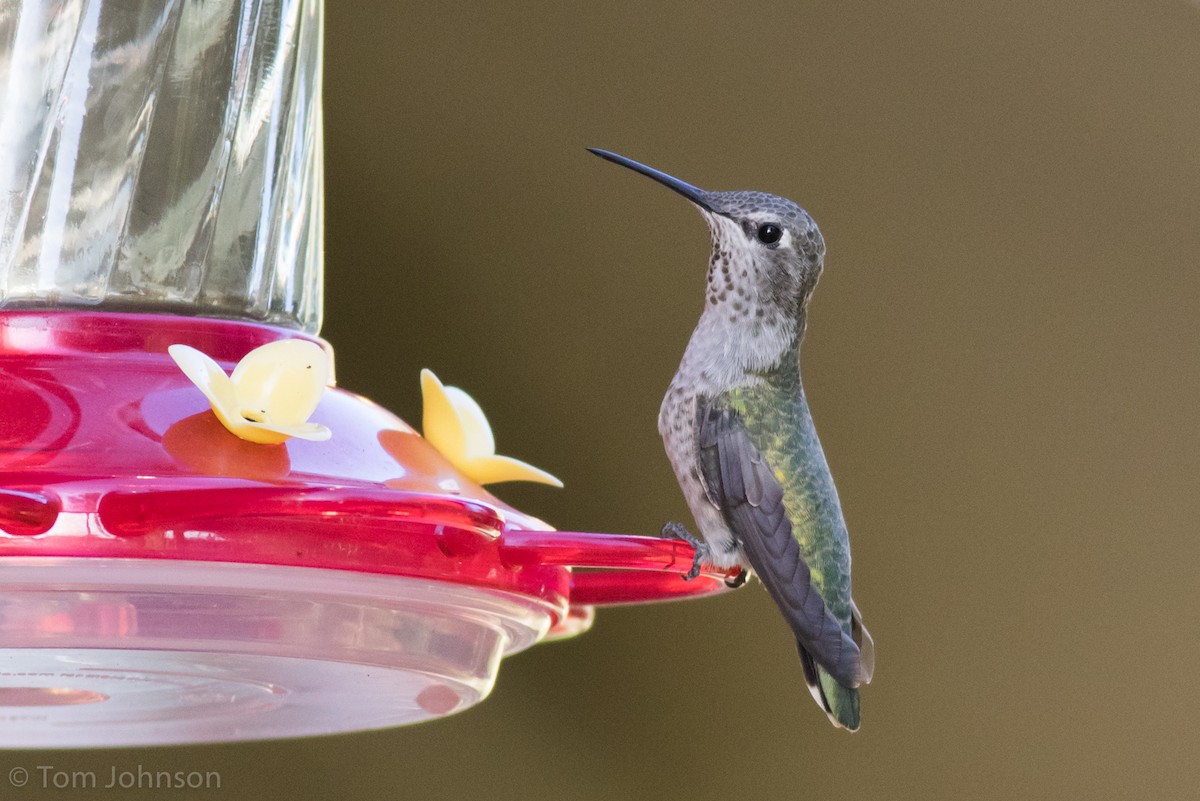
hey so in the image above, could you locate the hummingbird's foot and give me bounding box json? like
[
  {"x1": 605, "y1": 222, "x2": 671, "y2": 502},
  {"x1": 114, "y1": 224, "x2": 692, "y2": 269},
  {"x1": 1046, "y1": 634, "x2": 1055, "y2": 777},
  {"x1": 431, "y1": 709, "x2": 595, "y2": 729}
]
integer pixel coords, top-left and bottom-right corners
[
  {"x1": 661, "y1": 521, "x2": 708, "y2": 581},
  {"x1": 724, "y1": 568, "x2": 749, "y2": 589}
]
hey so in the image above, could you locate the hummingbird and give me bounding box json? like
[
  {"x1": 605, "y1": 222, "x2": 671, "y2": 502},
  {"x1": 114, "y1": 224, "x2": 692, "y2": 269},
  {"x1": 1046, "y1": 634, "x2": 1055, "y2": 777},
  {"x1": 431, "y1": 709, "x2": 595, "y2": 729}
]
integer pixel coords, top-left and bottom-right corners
[{"x1": 589, "y1": 148, "x2": 874, "y2": 730}]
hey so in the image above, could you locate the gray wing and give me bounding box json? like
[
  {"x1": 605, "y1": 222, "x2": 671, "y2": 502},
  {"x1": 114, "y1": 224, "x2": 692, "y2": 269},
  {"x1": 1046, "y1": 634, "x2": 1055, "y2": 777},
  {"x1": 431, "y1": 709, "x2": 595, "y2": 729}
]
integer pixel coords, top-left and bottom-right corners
[{"x1": 697, "y1": 400, "x2": 865, "y2": 688}]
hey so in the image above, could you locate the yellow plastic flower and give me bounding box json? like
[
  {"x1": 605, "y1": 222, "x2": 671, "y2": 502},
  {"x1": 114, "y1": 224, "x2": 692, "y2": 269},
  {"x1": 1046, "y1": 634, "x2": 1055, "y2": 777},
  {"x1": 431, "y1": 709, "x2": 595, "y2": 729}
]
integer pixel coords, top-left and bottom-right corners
[
  {"x1": 420, "y1": 369, "x2": 562, "y2": 487},
  {"x1": 169, "y1": 340, "x2": 332, "y2": 445}
]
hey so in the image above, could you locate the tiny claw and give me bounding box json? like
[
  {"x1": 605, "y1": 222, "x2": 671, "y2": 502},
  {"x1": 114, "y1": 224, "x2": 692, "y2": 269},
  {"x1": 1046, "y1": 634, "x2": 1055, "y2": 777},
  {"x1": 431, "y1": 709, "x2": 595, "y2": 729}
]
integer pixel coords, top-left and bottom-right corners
[{"x1": 661, "y1": 521, "x2": 707, "y2": 582}]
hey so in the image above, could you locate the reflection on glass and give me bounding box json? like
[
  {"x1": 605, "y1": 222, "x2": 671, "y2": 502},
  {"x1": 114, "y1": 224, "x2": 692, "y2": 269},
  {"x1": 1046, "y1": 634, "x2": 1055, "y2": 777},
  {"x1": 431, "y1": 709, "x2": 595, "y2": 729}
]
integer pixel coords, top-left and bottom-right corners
[{"x1": 0, "y1": 0, "x2": 323, "y2": 332}]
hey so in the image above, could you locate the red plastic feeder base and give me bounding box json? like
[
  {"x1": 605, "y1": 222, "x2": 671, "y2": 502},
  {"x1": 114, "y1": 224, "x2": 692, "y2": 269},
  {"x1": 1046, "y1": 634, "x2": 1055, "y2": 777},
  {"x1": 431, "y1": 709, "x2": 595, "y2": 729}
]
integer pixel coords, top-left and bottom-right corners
[{"x1": 0, "y1": 312, "x2": 738, "y2": 746}]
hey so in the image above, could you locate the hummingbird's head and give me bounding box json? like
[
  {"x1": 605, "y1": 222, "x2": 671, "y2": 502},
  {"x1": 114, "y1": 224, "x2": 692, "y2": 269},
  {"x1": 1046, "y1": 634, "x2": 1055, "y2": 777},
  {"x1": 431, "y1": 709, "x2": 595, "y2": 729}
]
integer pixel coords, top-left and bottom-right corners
[
  {"x1": 697, "y1": 190, "x2": 825, "y2": 317},
  {"x1": 588, "y1": 149, "x2": 825, "y2": 323}
]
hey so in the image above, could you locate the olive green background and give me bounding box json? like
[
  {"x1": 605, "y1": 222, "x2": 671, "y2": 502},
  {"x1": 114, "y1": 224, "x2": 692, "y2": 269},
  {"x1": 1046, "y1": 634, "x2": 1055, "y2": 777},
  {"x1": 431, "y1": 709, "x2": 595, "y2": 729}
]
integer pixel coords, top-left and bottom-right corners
[{"x1": 11, "y1": 1, "x2": 1200, "y2": 799}]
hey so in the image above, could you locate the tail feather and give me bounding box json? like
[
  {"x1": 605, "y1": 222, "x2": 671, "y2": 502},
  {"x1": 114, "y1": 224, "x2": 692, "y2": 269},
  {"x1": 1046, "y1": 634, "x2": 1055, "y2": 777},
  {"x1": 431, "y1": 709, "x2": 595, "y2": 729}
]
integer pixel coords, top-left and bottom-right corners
[
  {"x1": 798, "y1": 642, "x2": 861, "y2": 732},
  {"x1": 797, "y1": 598, "x2": 872, "y2": 731},
  {"x1": 851, "y1": 599, "x2": 875, "y2": 684}
]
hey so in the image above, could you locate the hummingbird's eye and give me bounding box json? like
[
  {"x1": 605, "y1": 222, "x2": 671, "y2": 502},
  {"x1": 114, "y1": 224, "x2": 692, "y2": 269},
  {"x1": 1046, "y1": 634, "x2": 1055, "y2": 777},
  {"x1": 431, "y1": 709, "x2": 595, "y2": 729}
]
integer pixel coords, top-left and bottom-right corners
[{"x1": 756, "y1": 223, "x2": 783, "y2": 245}]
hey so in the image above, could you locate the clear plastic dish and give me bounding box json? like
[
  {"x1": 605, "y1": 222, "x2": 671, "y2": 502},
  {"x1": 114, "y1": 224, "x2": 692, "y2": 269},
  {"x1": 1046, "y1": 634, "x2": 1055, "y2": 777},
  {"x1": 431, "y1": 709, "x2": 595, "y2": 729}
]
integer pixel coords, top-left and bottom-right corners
[{"x1": 0, "y1": 558, "x2": 553, "y2": 747}]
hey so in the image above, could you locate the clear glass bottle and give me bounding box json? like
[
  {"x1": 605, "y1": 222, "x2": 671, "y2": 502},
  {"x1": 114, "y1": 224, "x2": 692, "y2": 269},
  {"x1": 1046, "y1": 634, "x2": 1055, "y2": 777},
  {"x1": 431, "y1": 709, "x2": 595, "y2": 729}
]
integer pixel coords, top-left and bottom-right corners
[{"x1": 0, "y1": 0, "x2": 324, "y2": 333}]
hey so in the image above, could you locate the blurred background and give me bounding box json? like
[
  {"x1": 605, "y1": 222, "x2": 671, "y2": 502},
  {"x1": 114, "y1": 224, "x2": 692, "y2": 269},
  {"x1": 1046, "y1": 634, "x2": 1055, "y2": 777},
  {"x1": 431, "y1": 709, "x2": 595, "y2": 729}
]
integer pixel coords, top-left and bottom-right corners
[{"x1": 14, "y1": 0, "x2": 1200, "y2": 798}]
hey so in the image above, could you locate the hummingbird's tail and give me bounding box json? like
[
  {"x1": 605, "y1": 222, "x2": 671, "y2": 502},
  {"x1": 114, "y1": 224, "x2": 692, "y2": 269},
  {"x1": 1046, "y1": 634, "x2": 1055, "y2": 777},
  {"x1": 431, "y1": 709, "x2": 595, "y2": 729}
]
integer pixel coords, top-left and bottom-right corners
[
  {"x1": 799, "y1": 645, "x2": 861, "y2": 731},
  {"x1": 798, "y1": 600, "x2": 874, "y2": 731}
]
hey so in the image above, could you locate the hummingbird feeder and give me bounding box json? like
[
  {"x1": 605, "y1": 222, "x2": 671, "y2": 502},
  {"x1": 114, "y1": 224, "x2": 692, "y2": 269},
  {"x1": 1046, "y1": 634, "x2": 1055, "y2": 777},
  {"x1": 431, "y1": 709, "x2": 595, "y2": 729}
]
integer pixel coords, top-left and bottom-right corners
[{"x1": 0, "y1": 0, "x2": 738, "y2": 747}]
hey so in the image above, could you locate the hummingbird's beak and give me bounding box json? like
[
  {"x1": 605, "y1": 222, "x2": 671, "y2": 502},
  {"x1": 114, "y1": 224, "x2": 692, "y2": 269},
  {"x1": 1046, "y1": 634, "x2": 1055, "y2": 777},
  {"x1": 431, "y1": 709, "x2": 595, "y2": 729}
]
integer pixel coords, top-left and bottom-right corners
[{"x1": 588, "y1": 148, "x2": 722, "y2": 215}]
